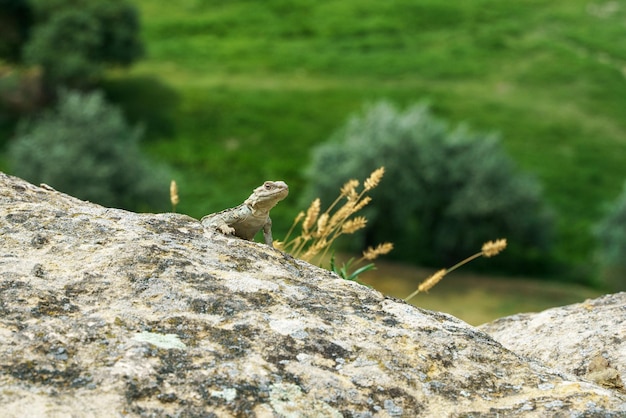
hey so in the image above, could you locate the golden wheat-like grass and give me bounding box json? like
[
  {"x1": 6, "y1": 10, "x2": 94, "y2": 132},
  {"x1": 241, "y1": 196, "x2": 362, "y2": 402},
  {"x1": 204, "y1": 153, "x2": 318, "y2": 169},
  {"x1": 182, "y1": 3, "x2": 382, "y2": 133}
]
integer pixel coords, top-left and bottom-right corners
[
  {"x1": 361, "y1": 242, "x2": 394, "y2": 261},
  {"x1": 316, "y1": 213, "x2": 330, "y2": 237},
  {"x1": 342, "y1": 216, "x2": 367, "y2": 234},
  {"x1": 364, "y1": 167, "x2": 385, "y2": 191},
  {"x1": 303, "y1": 198, "x2": 321, "y2": 233},
  {"x1": 416, "y1": 269, "x2": 447, "y2": 294},
  {"x1": 482, "y1": 239, "x2": 507, "y2": 257},
  {"x1": 340, "y1": 180, "x2": 359, "y2": 198},
  {"x1": 404, "y1": 238, "x2": 507, "y2": 303},
  {"x1": 170, "y1": 180, "x2": 179, "y2": 212},
  {"x1": 283, "y1": 167, "x2": 392, "y2": 270}
]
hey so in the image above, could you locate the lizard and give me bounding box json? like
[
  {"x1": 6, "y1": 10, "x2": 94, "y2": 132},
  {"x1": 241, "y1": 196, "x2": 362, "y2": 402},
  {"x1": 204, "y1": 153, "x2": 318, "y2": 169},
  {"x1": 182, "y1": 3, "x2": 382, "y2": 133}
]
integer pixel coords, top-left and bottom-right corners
[{"x1": 201, "y1": 180, "x2": 289, "y2": 247}]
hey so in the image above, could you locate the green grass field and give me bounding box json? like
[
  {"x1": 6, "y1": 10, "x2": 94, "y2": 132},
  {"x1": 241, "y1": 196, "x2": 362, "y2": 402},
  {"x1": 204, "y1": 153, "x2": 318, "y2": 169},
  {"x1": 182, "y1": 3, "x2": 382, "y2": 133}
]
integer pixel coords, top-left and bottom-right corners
[{"x1": 103, "y1": 0, "x2": 626, "y2": 282}]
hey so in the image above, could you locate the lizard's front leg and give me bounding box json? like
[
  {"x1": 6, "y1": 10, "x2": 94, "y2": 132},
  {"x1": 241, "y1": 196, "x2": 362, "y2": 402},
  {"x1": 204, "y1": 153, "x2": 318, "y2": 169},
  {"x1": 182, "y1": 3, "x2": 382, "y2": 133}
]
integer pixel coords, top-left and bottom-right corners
[
  {"x1": 262, "y1": 218, "x2": 273, "y2": 246},
  {"x1": 216, "y1": 223, "x2": 236, "y2": 236}
]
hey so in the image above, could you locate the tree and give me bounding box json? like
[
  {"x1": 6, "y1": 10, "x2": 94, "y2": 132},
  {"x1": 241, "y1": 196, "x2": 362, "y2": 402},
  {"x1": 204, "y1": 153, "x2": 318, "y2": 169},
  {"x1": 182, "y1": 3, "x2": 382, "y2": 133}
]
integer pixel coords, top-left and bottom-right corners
[
  {"x1": 22, "y1": 0, "x2": 143, "y2": 89},
  {"x1": 22, "y1": 10, "x2": 102, "y2": 89},
  {"x1": 306, "y1": 101, "x2": 554, "y2": 273},
  {"x1": 0, "y1": 0, "x2": 33, "y2": 62},
  {"x1": 8, "y1": 89, "x2": 168, "y2": 211}
]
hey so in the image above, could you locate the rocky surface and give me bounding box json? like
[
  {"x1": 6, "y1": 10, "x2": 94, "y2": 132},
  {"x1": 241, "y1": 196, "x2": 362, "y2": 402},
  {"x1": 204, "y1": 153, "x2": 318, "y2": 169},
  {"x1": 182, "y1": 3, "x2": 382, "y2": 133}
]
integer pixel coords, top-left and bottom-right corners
[
  {"x1": 1, "y1": 171, "x2": 625, "y2": 417},
  {"x1": 480, "y1": 292, "x2": 626, "y2": 393}
]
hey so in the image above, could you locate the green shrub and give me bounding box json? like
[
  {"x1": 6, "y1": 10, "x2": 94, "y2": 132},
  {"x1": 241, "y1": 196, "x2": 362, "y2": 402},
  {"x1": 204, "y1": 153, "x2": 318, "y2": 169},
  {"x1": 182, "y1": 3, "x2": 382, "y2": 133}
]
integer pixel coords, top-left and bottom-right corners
[
  {"x1": 23, "y1": 10, "x2": 102, "y2": 89},
  {"x1": 305, "y1": 101, "x2": 554, "y2": 273},
  {"x1": 8, "y1": 89, "x2": 168, "y2": 211},
  {"x1": 0, "y1": 0, "x2": 33, "y2": 62},
  {"x1": 594, "y1": 182, "x2": 626, "y2": 290},
  {"x1": 22, "y1": 0, "x2": 143, "y2": 89}
]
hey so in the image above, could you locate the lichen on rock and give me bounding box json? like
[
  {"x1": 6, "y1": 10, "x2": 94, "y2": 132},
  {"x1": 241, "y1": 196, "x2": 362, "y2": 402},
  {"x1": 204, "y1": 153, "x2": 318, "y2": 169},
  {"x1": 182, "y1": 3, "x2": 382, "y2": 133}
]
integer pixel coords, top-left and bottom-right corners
[{"x1": 0, "y1": 172, "x2": 625, "y2": 417}]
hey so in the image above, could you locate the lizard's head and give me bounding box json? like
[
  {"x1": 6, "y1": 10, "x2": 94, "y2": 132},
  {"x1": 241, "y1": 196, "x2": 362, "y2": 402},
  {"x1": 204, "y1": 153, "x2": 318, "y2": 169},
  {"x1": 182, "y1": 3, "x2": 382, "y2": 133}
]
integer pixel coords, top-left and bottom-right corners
[{"x1": 245, "y1": 180, "x2": 289, "y2": 210}]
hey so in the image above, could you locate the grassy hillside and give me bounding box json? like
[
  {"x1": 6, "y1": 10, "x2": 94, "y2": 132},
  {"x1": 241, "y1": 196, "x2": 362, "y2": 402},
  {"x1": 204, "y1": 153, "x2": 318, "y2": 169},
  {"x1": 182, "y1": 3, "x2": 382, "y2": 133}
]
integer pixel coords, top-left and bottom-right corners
[{"x1": 105, "y1": 0, "x2": 626, "y2": 281}]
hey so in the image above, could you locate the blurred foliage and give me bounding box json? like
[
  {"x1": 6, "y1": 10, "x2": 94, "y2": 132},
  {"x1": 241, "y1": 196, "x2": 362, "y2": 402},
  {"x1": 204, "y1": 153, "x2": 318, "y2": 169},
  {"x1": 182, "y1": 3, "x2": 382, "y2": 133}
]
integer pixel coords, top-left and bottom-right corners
[
  {"x1": 8, "y1": 89, "x2": 169, "y2": 211},
  {"x1": 30, "y1": 0, "x2": 143, "y2": 66},
  {"x1": 101, "y1": 75, "x2": 179, "y2": 140},
  {"x1": 7, "y1": 0, "x2": 142, "y2": 90},
  {"x1": 0, "y1": 0, "x2": 33, "y2": 62},
  {"x1": 0, "y1": 66, "x2": 46, "y2": 131},
  {"x1": 305, "y1": 102, "x2": 554, "y2": 274},
  {"x1": 594, "y1": 181, "x2": 626, "y2": 290},
  {"x1": 119, "y1": 0, "x2": 626, "y2": 283},
  {"x1": 23, "y1": 10, "x2": 102, "y2": 89},
  {"x1": 3, "y1": 0, "x2": 626, "y2": 283}
]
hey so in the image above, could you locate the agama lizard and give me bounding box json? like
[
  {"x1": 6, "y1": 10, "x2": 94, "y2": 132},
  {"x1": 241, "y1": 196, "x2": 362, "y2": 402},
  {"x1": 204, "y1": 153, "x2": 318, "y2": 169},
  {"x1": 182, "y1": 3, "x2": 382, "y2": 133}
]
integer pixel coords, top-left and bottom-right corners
[{"x1": 201, "y1": 180, "x2": 289, "y2": 247}]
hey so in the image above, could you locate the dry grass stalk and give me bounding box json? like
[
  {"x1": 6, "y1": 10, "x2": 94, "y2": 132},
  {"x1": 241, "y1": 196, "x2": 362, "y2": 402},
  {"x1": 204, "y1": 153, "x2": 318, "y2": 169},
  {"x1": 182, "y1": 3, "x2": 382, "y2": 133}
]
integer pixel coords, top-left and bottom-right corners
[
  {"x1": 170, "y1": 180, "x2": 179, "y2": 212},
  {"x1": 482, "y1": 239, "x2": 507, "y2": 257},
  {"x1": 340, "y1": 180, "x2": 359, "y2": 198},
  {"x1": 353, "y1": 196, "x2": 372, "y2": 212},
  {"x1": 282, "y1": 211, "x2": 304, "y2": 243},
  {"x1": 316, "y1": 213, "x2": 330, "y2": 236},
  {"x1": 303, "y1": 198, "x2": 320, "y2": 233},
  {"x1": 404, "y1": 238, "x2": 507, "y2": 303},
  {"x1": 403, "y1": 269, "x2": 447, "y2": 303},
  {"x1": 361, "y1": 242, "x2": 394, "y2": 261},
  {"x1": 342, "y1": 216, "x2": 367, "y2": 234},
  {"x1": 329, "y1": 201, "x2": 355, "y2": 226},
  {"x1": 418, "y1": 269, "x2": 447, "y2": 293},
  {"x1": 283, "y1": 167, "x2": 392, "y2": 269},
  {"x1": 302, "y1": 238, "x2": 328, "y2": 260},
  {"x1": 364, "y1": 167, "x2": 385, "y2": 191}
]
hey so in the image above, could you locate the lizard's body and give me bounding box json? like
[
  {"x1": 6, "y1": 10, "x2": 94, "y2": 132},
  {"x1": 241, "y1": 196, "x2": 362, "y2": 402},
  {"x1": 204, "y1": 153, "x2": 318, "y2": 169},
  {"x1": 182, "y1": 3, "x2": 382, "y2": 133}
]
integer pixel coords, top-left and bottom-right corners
[{"x1": 201, "y1": 181, "x2": 288, "y2": 246}]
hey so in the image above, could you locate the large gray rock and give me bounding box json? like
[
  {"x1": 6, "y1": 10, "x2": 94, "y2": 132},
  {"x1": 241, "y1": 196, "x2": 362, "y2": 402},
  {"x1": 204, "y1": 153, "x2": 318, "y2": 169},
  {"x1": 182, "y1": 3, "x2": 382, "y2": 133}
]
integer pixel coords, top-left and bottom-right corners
[
  {"x1": 0, "y1": 171, "x2": 625, "y2": 417},
  {"x1": 480, "y1": 293, "x2": 626, "y2": 393}
]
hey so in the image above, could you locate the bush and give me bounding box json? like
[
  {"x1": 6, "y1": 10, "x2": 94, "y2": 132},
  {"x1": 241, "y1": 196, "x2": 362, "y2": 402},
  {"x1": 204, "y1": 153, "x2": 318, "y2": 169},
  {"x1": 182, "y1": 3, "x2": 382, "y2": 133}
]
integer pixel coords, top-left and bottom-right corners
[
  {"x1": 305, "y1": 101, "x2": 554, "y2": 273},
  {"x1": 594, "y1": 182, "x2": 626, "y2": 290},
  {"x1": 0, "y1": 0, "x2": 33, "y2": 62},
  {"x1": 22, "y1": 0, "x2": 143, "y2": 89},
  {"x1": 23, "y1": 10, "x2": 102, "y2": 89},
  {"x1": 8, "y1": 89, "x2": 169, "y2": 211}
]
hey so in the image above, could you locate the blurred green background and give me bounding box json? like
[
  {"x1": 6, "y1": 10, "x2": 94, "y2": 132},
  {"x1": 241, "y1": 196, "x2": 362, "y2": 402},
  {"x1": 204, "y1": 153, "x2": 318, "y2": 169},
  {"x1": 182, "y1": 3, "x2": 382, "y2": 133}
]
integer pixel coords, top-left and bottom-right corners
[{"x1": 2, "y1": 0, "x2": 625, "y2": 324}]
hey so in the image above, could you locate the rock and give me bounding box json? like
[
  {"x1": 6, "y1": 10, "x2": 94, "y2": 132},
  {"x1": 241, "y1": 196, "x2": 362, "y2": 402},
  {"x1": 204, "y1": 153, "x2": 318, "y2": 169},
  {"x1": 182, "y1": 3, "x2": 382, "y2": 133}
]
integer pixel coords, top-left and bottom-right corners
[
  {"x1": 0, "y1": 171, "x2": 625, "y2": 417},
  {"x1": 480, "y1": 292, "x2": 626, "y2": 394}
]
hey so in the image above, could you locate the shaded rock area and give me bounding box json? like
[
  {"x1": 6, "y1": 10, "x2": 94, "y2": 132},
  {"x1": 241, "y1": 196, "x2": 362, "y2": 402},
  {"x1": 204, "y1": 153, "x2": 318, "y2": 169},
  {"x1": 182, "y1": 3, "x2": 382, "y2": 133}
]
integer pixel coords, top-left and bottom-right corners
[
  {"x1": 480, "y1": 293, "x2": 626, "y2": 393},
  {"x1": 0, "y1": 171, "x2": 625, "y2": 417}
]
